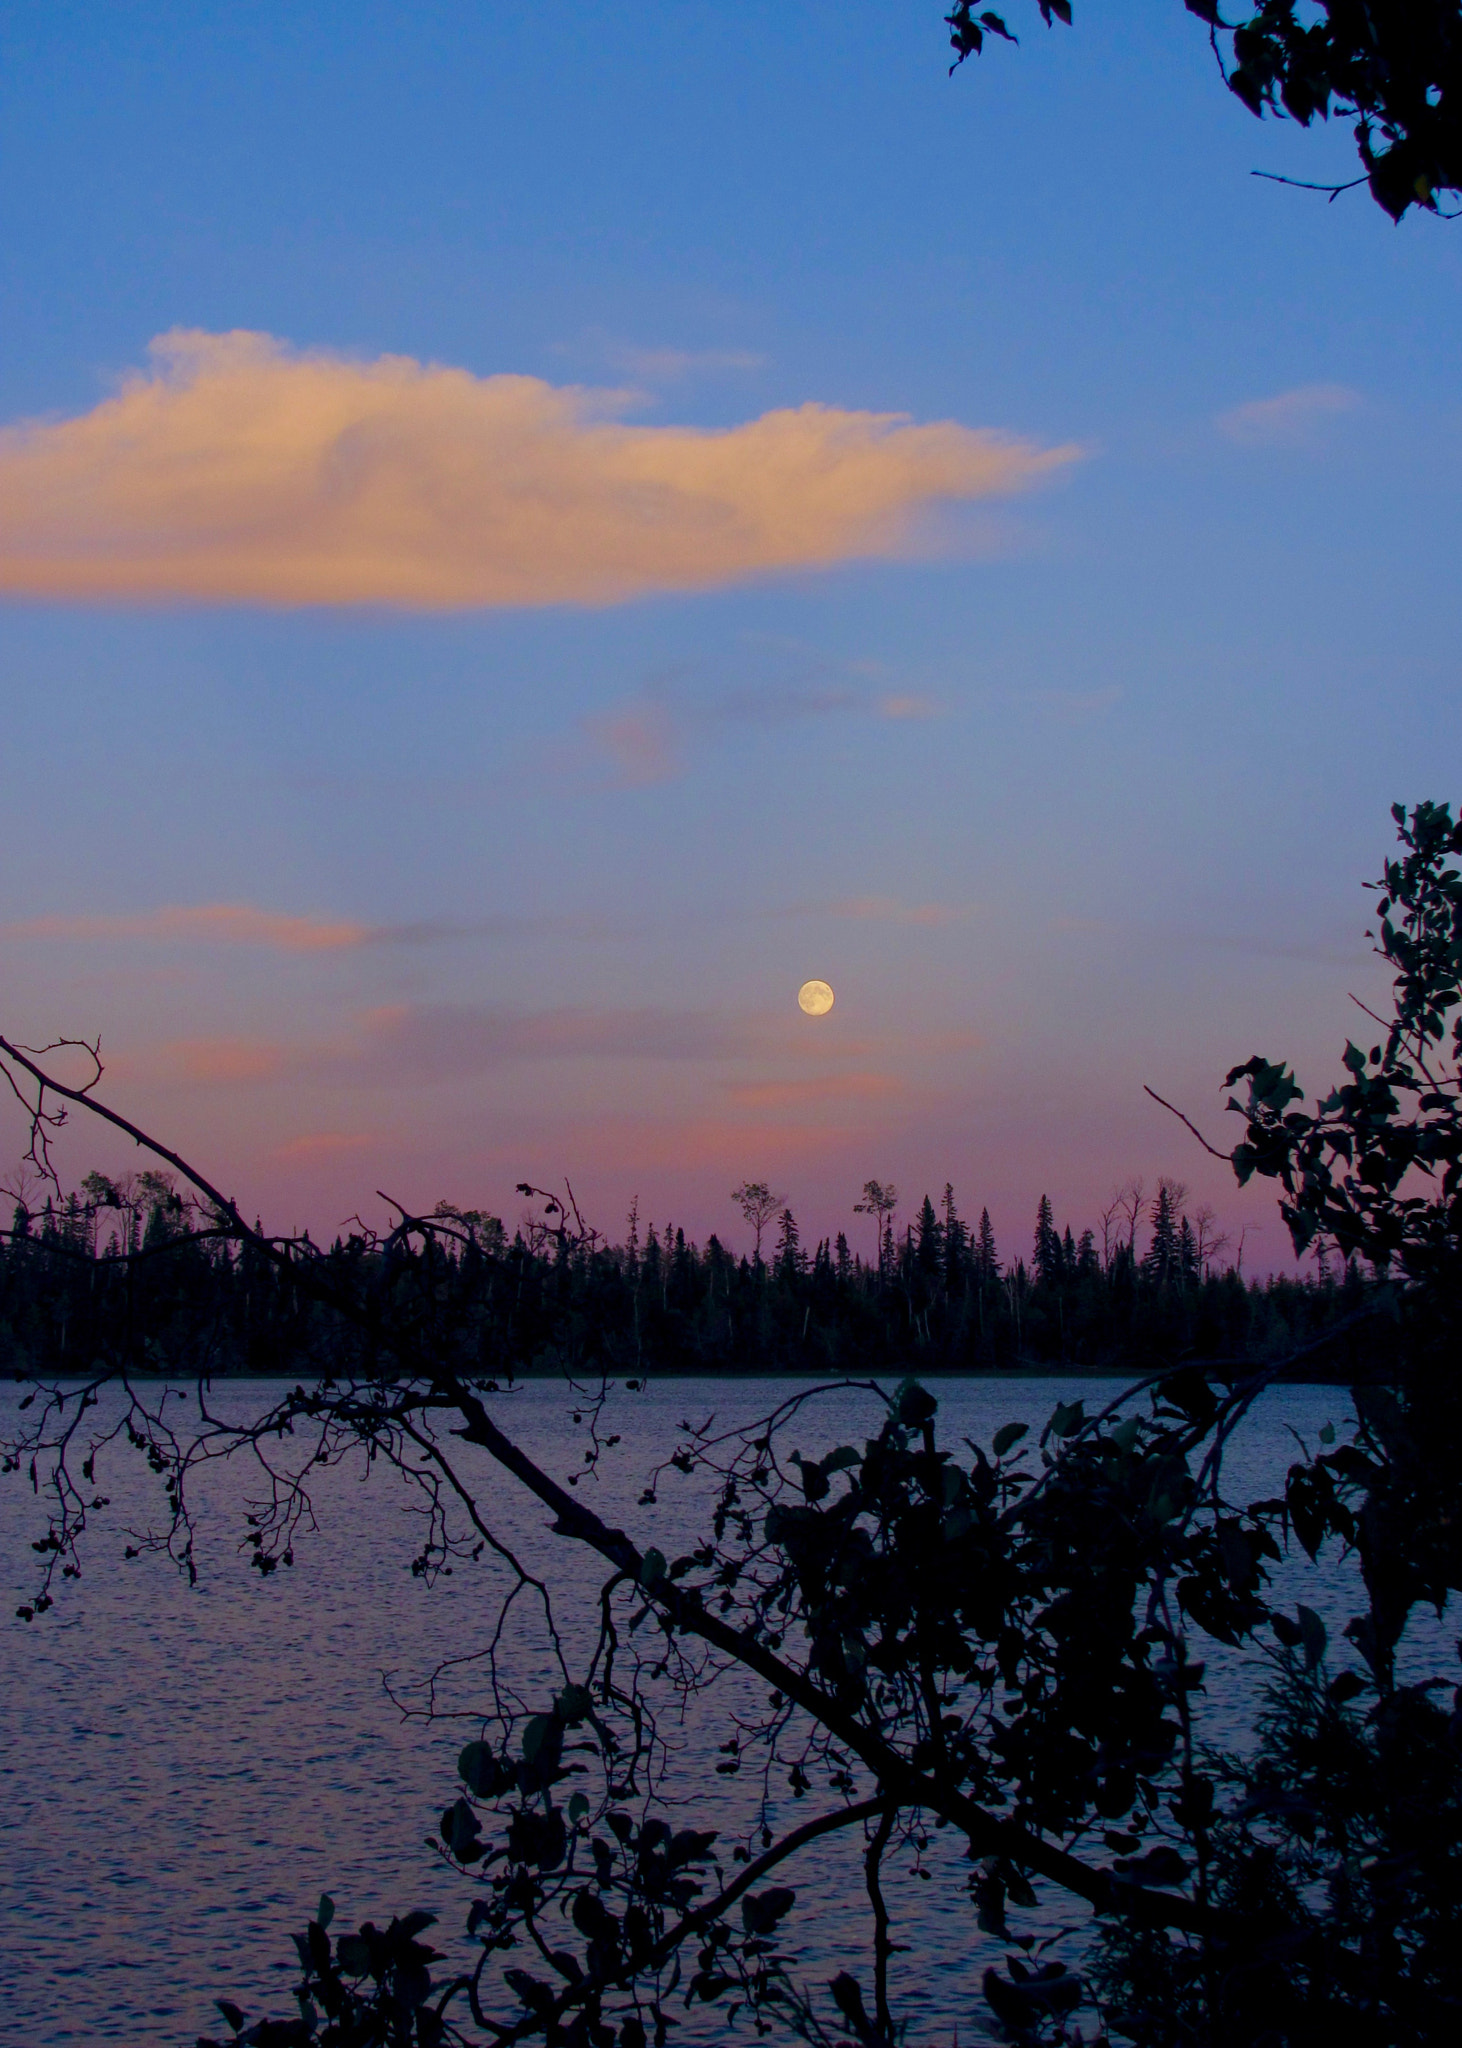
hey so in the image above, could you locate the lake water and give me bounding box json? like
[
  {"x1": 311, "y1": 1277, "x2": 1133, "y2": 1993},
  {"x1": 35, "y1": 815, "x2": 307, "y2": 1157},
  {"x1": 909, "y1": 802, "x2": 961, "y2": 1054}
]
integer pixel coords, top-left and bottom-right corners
[{"x1": 0, "y1": 1375, "x2": 1383, "y2": 2047}]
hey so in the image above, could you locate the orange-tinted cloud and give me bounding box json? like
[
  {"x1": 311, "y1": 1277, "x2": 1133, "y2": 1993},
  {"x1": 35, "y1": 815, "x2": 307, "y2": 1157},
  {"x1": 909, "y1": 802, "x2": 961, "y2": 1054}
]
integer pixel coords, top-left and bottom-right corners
[
  {"x1": 0, "y1": 329, "x2": 1078, "y2": 608},
  {"x1": 6, "y1": 903, "x2": 369, "y2": 951}
]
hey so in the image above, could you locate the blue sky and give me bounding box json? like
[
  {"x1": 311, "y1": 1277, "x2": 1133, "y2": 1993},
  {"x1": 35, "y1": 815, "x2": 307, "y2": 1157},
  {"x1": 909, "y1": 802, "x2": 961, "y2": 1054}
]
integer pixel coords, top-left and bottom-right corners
[{"x1": 2, "y1": 1, "x2": 1459, "y2": 1265}]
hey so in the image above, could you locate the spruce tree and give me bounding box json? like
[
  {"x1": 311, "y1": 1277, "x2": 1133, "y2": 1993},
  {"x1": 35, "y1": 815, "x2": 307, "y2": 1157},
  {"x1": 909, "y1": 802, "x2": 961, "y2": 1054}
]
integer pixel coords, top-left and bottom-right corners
[
  {"x1": 975, "y1": 1206, "x2": 999, "y2": 1280},
  {"x1": 915, "y1": 1194, "x2": 942, "y2": 1277},
  {"x1": 1033, "y1": 1194, "x2": 1061, "y2": 1288},
  {"x1": 941, "y1": 1182, "x2": 968, "y2": 1289},
  {"x1": 775, "y1": 1207, "x2": 805, "y2": 1276},
  {"x1": 1177, "y1": 1214, "x2": 1198, "y2": 1289},
  {"x1": 1144, "y1": 1182, "x2": 1179, "y2": 1285}
]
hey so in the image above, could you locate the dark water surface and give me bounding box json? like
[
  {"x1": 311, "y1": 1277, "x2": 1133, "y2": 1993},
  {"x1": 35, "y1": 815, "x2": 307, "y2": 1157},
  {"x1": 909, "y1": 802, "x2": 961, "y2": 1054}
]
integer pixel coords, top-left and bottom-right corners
[{"x1": 0, "y1": 1377, "x2": 1371, "y2": 2047}]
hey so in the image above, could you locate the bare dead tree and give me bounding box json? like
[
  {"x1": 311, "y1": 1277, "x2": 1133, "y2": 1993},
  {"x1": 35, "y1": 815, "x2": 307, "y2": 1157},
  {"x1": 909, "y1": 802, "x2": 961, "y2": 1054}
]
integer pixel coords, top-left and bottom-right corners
[
  {"x1": 852, "y1": 1180, "x2": 897, "y2": 1279},
  {"x1": 1192, "y1": 1204, "x2": 1231, "y2": 1279},
  {"x1": 731, "y1": 1181, "x2": 784, "y2": 1265},
  {"x1": 1113, "y1": 1177, "x2": 1146, "y2": 1260}
]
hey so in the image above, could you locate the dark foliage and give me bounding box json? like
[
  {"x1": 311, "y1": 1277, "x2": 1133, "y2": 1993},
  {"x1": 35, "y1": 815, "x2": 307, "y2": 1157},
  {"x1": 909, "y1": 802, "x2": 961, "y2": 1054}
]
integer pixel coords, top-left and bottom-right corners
[{"x1": 946, "y1": 2, "x2": 1462, "y2": 219}]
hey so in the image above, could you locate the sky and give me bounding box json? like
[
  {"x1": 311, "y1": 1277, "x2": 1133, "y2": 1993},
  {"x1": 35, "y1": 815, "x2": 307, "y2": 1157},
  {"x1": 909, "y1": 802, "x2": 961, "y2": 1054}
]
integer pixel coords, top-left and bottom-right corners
[{"x1": 2, "y1": 0, "x2": 1460, "y2": 1269}]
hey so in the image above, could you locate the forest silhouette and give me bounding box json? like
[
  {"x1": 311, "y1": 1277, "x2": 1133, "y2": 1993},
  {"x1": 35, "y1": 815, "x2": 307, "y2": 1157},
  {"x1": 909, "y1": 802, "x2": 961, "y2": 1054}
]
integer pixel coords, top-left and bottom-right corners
[{"x1": 1, "y1": 1162, "x2": 1373, "y2": 1386}]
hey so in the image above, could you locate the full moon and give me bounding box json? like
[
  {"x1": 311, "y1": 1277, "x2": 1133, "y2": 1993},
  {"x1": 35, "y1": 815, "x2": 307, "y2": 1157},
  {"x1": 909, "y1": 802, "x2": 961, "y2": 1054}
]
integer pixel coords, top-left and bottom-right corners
[{"x1": 797, "y1": 979, "x2": 835, "y2": 1017}]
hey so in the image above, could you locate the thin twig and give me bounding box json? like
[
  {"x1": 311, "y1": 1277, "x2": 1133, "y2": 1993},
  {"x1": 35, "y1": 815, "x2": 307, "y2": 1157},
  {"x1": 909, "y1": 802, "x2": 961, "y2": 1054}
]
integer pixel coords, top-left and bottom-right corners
[
  {"x1": 1144, "y1": 1085, "x2": 1232, "y2": 1160},
  {"x1": 1251, "y1": 168, "x2": 1369, "y2": 202}
]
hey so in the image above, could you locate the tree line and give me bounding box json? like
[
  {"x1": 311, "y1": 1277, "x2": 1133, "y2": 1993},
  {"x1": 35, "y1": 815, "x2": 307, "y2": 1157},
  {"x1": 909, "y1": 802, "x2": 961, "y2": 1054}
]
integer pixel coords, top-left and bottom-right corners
[{"x1": 0, "y1": 1160, "x2": 1375, "y2": 1381}]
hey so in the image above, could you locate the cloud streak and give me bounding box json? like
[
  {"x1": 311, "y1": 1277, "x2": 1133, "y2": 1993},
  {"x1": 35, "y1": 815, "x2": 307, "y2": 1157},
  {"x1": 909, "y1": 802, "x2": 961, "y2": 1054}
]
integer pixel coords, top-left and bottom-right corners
[
  {"x1": 605, "y1": 343, "x2": 768, "y2": 381},
  {"x1": 829, "y1": 894, "x2": 965, "y2": 926},
  {"x1": 356, "y1": 1002, "x2": 759, "y2": 1078},
  {"x1": 577, "y1": 672, "x2": 947, "y2": 787},
  {"x1": 764, "y1": 894, "x2": 970, "y2": 927},
  {"x1": 583, "y1": 702, "x2": 683, "y2": 786},
  {"x1": 271, "y1": 1131, "x2": 373, "y2": 1165},
  {"x1": 1216, "y1": 382, "x2": 1360, "y2": 446},
  {"x1": 5, "y1": 903, "x2": 370, "y2": 951},
  {"x1": 724, "y1": 1072, "x2": 902, "y2": 1109},
  {"x1": 3, "y1": 902, "x2": 634, "y2": 951},
  {"x1": 121, "y1": 1001, "x2": 891, "y2": 1092},
  {"x1": 0, "y1": 330, "x2": 1078, "y2": 608},
  {"x1": 157, "y1": 1037, "x2": 291, "y2": 1084}
]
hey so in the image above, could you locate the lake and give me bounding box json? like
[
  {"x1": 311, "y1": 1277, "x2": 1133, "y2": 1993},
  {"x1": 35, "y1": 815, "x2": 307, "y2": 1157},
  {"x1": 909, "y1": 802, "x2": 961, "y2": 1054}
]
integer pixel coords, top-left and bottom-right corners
[{"x1": 0, "y1": 1374, "x2": 1375, "y2": 2046}]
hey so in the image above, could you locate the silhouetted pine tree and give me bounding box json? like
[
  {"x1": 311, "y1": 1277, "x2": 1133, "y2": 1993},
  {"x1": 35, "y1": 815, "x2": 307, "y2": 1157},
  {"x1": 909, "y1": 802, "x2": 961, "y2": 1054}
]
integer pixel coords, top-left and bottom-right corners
[
  {"x1": 1177, "y1": 1215, "x2": 1198, "y2": 1288},
  {"x1": 941, "y1": 1184, "x2": 967, "y2": 1290},
  {"x1": 975, "y1": 1207, "x2": 999, "y2": 1280},
  {"x1": 775, "y1": 1207, "x2": 805, "y2": 1277},
  {"x1": 916, "y1": 1195, "x2": 942, "y2": 1280},
  {"x1": 1033, "y1": 1194, "x2": 1062, "y2": 1288},
  {"x1": 1144, "y1": 1183, "x2": 1179, "y2": 1286}
]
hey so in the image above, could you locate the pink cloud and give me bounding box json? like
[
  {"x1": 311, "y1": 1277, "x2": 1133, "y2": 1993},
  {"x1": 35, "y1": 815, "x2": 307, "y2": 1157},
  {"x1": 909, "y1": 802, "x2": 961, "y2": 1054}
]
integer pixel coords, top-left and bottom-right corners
[
  {"x1": 271, "y1": 1131, "x2": 374, "y2": 1165},
  {"x1": 829, "y1": 895, "x2": 966, "y2": 926},
  {"x1": 100, "y1": 1004, "x2": 977, "y2": 1108},
  {"x1": 583, "y1": 702, "x2": 682, "y2": 786},
  {"x1": 0, "y1": 329, "x2": 1079, "y2": 608},
  {"x1": 547, "y1": 1113, "x2": 855, "y2": 1175},
  {"x1": 165, "y1": 1037, "x2": 290, "y2": 1084},
  {"x1": 6, "y1": 903, "x2": 369, "y2": 951},
  {"x1": 354, "y1": 1002, "x2": 759, "y2": 1077},
  {"x1": 724, "y1": 1072, "x2": 903, "y2": 1110}
]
